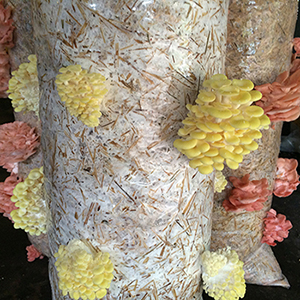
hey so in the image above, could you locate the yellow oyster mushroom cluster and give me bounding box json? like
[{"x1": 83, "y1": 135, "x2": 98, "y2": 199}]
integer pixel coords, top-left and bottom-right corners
[
  {"x1": 214, "y1": 171, "x2": 227, "y2": 193},
  {"x1": 201, "y1": 247, "x2": 246, "y2": 300},
  {"x1": 174, "y1": 74, "x2": 270, "y2": 174},
  {"x1": 7, "y1": 55, "x2": 40, "y2": 117},
  {"x1": 54, "y1": 239, "x2": 114, "y2": 300},
  {"x1": 10, "y1": 167, "x2": 46, "y2": 236},
  {"x1": 55, "y1": 65, "x2": 108, "y2": 127}
]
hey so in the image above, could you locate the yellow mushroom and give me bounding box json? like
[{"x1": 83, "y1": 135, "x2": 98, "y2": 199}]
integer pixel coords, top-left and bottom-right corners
[
  {"x1": 7, "y1": 55, "x2": 40, "y2": 117},
  {"x1": 174, "y1": 74, "x2": 269, "y2": 175},
  {"x1": 173, "y1": 139, "x2": 198, "y2": 150},
  {"x1": 217, "y1": 85, "x2": 240, "y2": 96},
  {"x1": 245, "y1": 106, "x2": 264, "y2": 117},
  {"x1": 224, "y1": 132, "x2": 240, "y2": 145},
  {"x1": 226, "y1": 159, "x2": 239, "y2": 170},
  {"x1": 212, "y1": 155, "x2": 225, "y2": 163},
  {"x1": 214, "y1": 162, "x2": 224, "y2": 171},
  {"x1": 239, "y1": 136, "x2": 253, "y2": 145},
  {"x1": 10, "y1": 167, "x2": 46, "y2": 236},
  {"x1": 198, "y1": 165, "x2": 214, "y2": 175},
  {"x1": 56, "y1": 65, "x2": 108, "y2": 127},
  {"x1": 248, "y1": 117, "x2": 261, "y2": 129},
  {"x1": 249, "y1": 90, "x2": 262, "y2": 102},
  {"x1": 200, "y1": 157, "x2": 214, "y2": 165},
  {"x1": 206, "y1": 107, "x2": 232, "y2": 119},
  {"x1": 196, "y1": 122, "x2": 213, "y2": 132},
  {"x1": 196, "y1": 90, "x2": 216, "y2": 103},
  {"x1": 201, "y1": 248, "x2": 246, "y2": 300},
  {"x1": 259, "y1": 114, "x2": 271, "y2": 127},
  {"x1": 229, "y1": 117, "x2": 250, "y2": 129},
  {"x1": 214, "y1": 171, "x2": 227, "y2": 192},
  {"x1": 243, "y1": 141, "x2": 258, "y2": 151},
  {"x1": 205, "y1": 133, "x2": 223, "y2": 142},
  {"x1": 247, "y1": 130, "x2": 262, "y2": 139},
  {"x1": 189, "y1": 159, "x2": 204, "y2": 168},
  {"x1": 205, "y1": 121, "x2": 223, "y2": 132},
  {"x1": 54, "y1": 239, "x2": 114, "y2": 300},
  {"x1": 232, "y1": 79, "x2": 254, "y2": 91},
  {"x1": 230, "y1": 91, "x2": 252, "y2": 105},
  {"x1": 190, "y1": 131, "x2": 207, "y2": 139}
]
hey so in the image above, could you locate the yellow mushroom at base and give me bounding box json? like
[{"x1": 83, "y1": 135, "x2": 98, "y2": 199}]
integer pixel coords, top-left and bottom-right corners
[
  {"x1": 55, "y1": 65, "x2": 108, "y2": 128},
  {"x1": 10, "y1": 166, "x2": 46, "y2": 236},
  {"x1": 201, "y1": 247, "x2": 246, "y2": 300},
  {"x1": 54, "y1": 239, "x2": 114, "y2": 300},
  {"x1": 214, "y1": 171, "x2": 227, "y2": 193},
  {"x1": 173, "y1": 74, "x2": 270, "y2": 175}
]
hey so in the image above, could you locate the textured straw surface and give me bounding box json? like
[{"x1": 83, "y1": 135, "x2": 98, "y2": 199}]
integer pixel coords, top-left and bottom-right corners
[
  {"x1": 226, "y1": 0, "x2": 297, "y2": 85},
  {"x1": 31, "y1": 1, "x2": 229, "y2": 299}
]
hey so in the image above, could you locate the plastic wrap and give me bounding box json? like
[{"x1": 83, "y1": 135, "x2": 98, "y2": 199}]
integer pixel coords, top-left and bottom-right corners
[
  {"x1": 226, "y1": 0, "x2": 297, "y2": 85},
  {"x1": 211, "y1": 0, "x2": 298, "y2": 287},
  {"x1": 31, "y1": 1, "x2": 229, "y2": 299}
]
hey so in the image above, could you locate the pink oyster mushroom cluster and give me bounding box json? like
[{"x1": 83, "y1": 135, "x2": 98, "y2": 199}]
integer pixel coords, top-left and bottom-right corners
[
  {"x1": 0, "y1": 121, "x2": 39, "y2": 172},
  {"x1": 0, "y1": 1, "x2": 14, "y2": 97},
  {"x1": 255, "y1": 42, "x2": 300, "y2": 123},
  {"x1": 274, "y1": 158, "x2": 300, "y2": 197},
  {"x1": 26, "y1": 245, "x2": 44, "y2": 262},
  {"x1": 261, "y1": 209, "x2": 292, "y2": 246},
  {"x1": 0, "y1": 174, "x2": 22, "y2": 220},
  {"x1": 222, "y1": 174, "x2": 272, "y2": 213}
]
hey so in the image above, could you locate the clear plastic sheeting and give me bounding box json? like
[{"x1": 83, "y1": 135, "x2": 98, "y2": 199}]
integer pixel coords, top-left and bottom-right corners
[
  {"x1": 31, "y1": 1, "x2": 229, "y2": 299},
  {"x1": 226, "y1": 0, "x2": 298, "y2": 85}
]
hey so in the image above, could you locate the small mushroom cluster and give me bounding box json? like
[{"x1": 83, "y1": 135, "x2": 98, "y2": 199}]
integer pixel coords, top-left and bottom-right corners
[
  {"x1": 201, "y1": 247, "x2": 246, "y2": 300},
  {"x1": 10, "y1": 167, "x2": 46, "y2": 236},
  {"x1": 214, "y1": 171, "x2": 227, "y2": 193},
  {"x1": 222, "y1": 174, "x2": 271, "y2": 213},
  {"x1": 7, "y1": 55, "x2": 40, "y2": 117},
  {"x1": 54, "y1": 239, "x2": 114, "y2": 300},
  {"x1": 261, "y1": 209, "x2": 292, "y2": 246},
  {"x1": 174, "y1": 74, "x2": 270, "y2": 174},
  {"x1": 274, "y1": 158, "x2": 300, "y2": 197},
  {"x1": 55, "y1": 65, "x2": 108, "y2": 128},
  {"x1": 0, "y1": 121, "x2": 39, "y2": 171}
]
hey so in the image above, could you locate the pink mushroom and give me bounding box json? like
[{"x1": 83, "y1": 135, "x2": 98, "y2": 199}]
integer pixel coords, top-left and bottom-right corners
[
  {"x1": 26, "y1": 244, "x2": 44, "y2": 262},
  {"x1": 261, "y1": 209, "x2": 292, "y2": 246},
  {"x1": 222, "y1": 174, "x2": 272, "y2": 213},
  {"x1": 274, "y1": 158, "x2": 300, "y2": 197},
  {"x1": 0, "y1": 174, "x2": 22, "y2": 220},
  {"x1": 0, "y1": 1, "x2": 14, "y2": 50},
  {"x1": 0, "y1": 121, "x2": 40, "y2": 171},
  {"x1": 255, "y1": 55, "x2": 300, "y2": 122}
]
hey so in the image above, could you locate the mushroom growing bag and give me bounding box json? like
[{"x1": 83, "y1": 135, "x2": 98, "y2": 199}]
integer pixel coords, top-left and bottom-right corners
[
  {"x1": 30, "y1": 0, "x2": 229, "y2": 299},
  {"x1": 210, "y1": 0, "x2": 298, "y2": 287}
]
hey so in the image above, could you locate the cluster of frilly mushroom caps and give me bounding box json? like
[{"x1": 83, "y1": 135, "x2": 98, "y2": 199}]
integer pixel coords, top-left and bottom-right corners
[
  {"x1": 0, "y1": 10, "x2": 300, "y2": 298},
  {"x1": 174, "y1": 74, "x2": 269, "y2": 175}
]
